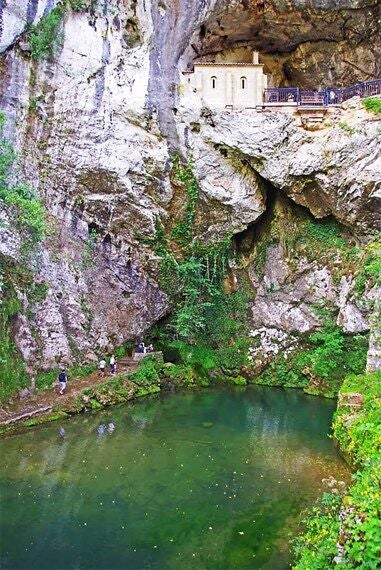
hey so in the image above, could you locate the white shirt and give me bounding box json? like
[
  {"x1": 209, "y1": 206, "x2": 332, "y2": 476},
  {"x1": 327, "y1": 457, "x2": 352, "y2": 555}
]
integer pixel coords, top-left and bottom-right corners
[{"x1": 99, "y1": 360, "x2": 106, "y2": 368}]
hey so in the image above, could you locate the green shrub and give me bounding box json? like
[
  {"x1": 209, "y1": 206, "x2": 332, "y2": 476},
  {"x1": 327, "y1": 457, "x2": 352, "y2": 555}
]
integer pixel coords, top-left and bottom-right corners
[
  {"x1": 0, "y1": 113, "x2": 15, "y2": 181},
  {"x1": 292, "y1": 492, "x2": 342, "y2": 569},
  {"x1": 0, "y1": 112, "x2": 46, "y2": 246},
  {"x1": 354, "y1": 240, "x2": 381, "y2": 294},
  {"x1": 129, "y1": 357, "x2": 161, "y2": 385},
  {"x1": 29, "y1": 5, "x2": 66, "y2": 61},
  {"x1": 170, "y1": 154, "x2": 199, "y2": 247},
  {"x1": 333, "y1": 372, "x2": 381, "y2": 466},
  {"x1": 289, "y1": 217, "x2": 346, "y2": 260},
  {"x1": 338, "y1": 121, "x2": 356, "y2": 135},
  {"x1": 0, "y1": 277, "x2": 29, "y2": 400},
  {"x1": 255, "y1": 317, "x2": 368, "y2": 397},
  {"x1": 69, "y1": 0, "x2": 91, "y2": 10},
  {"x1": 362, "y1": 96, "x2": 381, "y2": 116},
  {"x1": 81, "y1": 228, "x2": 98, "y2": 268},
  {"x1": 225, "y1": 375, "x2": 247, "y2": 386},
  {"x1": 163, "y1": 363, "x2": 196, "y2": 385},
  {"x1": 293, "y1": 372, "x2": 381, "y2": 568},
  {"x1": 0, "y1": 183, "x2": 46, "y2": 243},
  {"x1": 149, "y1": 155, "x2": 248, "y2": 352}
]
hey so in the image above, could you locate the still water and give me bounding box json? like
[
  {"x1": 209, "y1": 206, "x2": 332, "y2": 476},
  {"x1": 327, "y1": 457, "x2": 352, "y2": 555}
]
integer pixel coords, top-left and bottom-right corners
[{"x1": 0, "y1": 386, "x2": 350, "y2": 570}]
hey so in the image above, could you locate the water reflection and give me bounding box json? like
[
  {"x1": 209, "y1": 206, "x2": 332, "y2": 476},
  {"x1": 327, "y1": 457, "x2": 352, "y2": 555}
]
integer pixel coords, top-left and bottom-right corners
[{"x1": 0, "y1": 386, "x2": 350, "y2": 570}]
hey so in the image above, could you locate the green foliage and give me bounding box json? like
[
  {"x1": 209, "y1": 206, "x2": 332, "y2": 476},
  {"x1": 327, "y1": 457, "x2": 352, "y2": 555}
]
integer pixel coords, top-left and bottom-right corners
[
  {"x1": 362, "y1": 96, "x2": 381, "y2": 116},
  {"x1": 114, "y1": 342, "x2": 134, "y2": 358},
  {"x1": 293, "y1": 492, "x2": 342, "y2": 568},
  {"x1": 288, "y1": 216, "x2": 346, "y2": 262},
  {"x1": 128, "y1": 356, "x2": 161, "y2": 385},
  {"x1": 253, "y1": 237, "x2": 274, "y2": 275},
  {"x1": 0, "y1": 112, "x2": 46, "y2": 247},
  {"x1": 81, "y1": 228, "x2": 98, "y2": 268},
  {"x1": 256, "y1": 315, "x2": 368, "y2": 397},
  {"x1": 299, "y1": 218, "x2": 345, "y2": 250},
  {"x1": 293, "y1": 372, "x2": 381, "y2": 569},
  {"x1": 29, "y1": 5, "x2": 65, "y2": 61},
  {"x1": 149, "y1": 155, "x2": 248, "y2": 356},
  {"x1": 225, "y1": 375, "x2": 247, "y2": 386},
  {"x1": 0, "y1": 113, "x2": 15, "y2": 182},
  {"x1": 333, "y1": 371, "x2": 381, "y2": 467},
  {"x1": 68, "y1": 0, "x2": 92, "y2": 10},
  {"x1": 163, "y1": 363, "x2": 198, "y2": 386},
  {"x1": 338, "y1": 121, "x2": 356, "y2": 135},
  {"x1": 297, "y1": 323, "x2": 367, "y2": 381},
  {"x1": 27, "y1": 0, "x2": 93, "y2": 67},
  {"x1": 27, "y1": 282, "x2": 49, "y2": 305},
  {"x1": 0, "y1": 183, "x2": 46, "y2": 244},
  {"x1": 157, "y1": 230, "x2": 246, "y2": 349},
  {"x1": 354, "y1": 240, "x2": 381, "y2": 294},
  {"x1": 0, "y1": 259, "x2": 29, "y2": 400},
  {"x1": 170, "y1": 153, "x2": 199, "y2": 247}
]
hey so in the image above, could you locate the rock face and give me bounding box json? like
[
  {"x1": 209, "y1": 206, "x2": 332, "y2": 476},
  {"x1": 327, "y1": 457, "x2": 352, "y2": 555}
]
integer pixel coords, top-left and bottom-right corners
[
  {"x1": 178, "y1": 101, "x2": 381, "y2": 232},
  {"x1": 0, "y1": 0, "x2": 60, "y2": 52},
  {"x1": 193, "y1": 0, "x2": 380, "y2": 87},
  {"x1": 0, "y1": 0, "x2": 380, "y2": 375}
]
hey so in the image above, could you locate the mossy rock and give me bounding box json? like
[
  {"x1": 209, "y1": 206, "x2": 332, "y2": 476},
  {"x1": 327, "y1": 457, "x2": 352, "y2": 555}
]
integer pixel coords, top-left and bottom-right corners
[
  {"x1": 225, "y1": 375, "x2": 247, "y2": 386},
  {"x1": 90, "y1": 398, "x2": 102, "y2": 410},
  {"x1": 136, "y1": 384, "x2": 161, "y2": 398}
]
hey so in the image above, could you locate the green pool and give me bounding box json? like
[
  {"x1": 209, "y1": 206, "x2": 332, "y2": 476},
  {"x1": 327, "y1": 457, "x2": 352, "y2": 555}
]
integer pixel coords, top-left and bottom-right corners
[{"x1": 0, "y1": 386, "x2": 350, "y2": 569}]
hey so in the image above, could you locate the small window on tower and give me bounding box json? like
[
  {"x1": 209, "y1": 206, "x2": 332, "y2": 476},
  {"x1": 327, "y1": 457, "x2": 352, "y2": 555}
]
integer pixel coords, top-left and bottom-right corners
[
  {"x1": 211, "y1": 76, "x2": 217, "y2": 89},
  {"x1": 241, "y1": 77, "x2": 247, "y2": 90}
]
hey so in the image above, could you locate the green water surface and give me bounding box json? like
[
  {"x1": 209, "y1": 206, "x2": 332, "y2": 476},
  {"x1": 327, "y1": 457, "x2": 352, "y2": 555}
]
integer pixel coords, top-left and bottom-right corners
[{"x1": 0, "y1": 386, "x2": 350, "y2": 570}]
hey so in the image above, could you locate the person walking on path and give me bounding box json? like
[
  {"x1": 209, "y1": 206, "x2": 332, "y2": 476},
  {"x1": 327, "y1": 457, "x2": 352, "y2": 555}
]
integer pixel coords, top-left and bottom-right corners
[
  {"x1": 99, "y1": 358, "x2": 106, "y2": 377},
  {"x1": 110, "y1": 354, "x2": 116, "y2": 375},
  {"x1": 58, "y1": 369, "x2": 68, "y2": 395}
]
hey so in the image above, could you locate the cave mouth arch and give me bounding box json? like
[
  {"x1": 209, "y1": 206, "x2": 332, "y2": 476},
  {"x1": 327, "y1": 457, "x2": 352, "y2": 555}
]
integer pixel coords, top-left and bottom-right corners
[{"x1": 186, "y1": 1, "x2": 380, "y2": 89}]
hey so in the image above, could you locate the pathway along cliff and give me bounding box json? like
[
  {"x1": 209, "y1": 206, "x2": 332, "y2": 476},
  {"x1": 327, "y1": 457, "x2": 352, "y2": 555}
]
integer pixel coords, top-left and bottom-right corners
[{"x1": 0, "y1": 359, "x2": 139, "y2": 431}]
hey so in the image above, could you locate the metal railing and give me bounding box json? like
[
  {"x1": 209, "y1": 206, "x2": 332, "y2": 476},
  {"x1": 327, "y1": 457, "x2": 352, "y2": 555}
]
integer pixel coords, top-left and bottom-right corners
[
  {"x1": 264, "y1": 79, "x2": 381, "y2": 107},
  {"x1": 264, "y1": 87, "x2": 299, "y2": 103},
  {"x1": 299, "y1": 91, "x2": 325, "y2": 106}
]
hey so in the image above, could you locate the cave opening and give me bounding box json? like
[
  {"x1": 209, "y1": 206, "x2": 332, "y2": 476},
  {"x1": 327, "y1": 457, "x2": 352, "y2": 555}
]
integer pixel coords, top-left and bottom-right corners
[
  {"x1": 232, "y1": 181, "x2": 353, "y2": 259},
  {"x1": 187, "y1": 2, "x2": 380, "y2": 89},
  {"x1": 88, "y1": 222, "x2": 101, "y2": 236}
]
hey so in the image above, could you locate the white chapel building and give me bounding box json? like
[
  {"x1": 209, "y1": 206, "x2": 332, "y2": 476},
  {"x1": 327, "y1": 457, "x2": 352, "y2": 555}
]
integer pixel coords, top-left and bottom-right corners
[{"x1": 182, "y1": 51, "x2": 268, "y2": 109}]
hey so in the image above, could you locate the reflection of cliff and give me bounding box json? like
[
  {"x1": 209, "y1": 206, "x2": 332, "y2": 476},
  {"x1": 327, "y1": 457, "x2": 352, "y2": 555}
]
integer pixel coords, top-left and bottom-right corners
[{"x1": 0, "y1": 0, "x2": 379, "y2": 374}]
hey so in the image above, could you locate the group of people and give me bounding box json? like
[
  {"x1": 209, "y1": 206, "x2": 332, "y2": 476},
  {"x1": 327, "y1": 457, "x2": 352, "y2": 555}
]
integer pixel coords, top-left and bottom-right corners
[
  {"x1": 57, "y1": 341, "x2": 156, "y2": 396},
  {"x1": 136, "y1": 342, "x2": 154, "y2": 354},
  {"x1": 57, "y1": 354, "x2": 117, "y2": 395},
  {"x1": 98, "y1": 354, "x2": 117, "y2": 377}
]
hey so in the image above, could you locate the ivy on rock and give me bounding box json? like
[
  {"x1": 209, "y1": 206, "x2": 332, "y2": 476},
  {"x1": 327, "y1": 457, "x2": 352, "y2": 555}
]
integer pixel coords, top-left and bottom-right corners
[
  {"x1": 0, "y1": 112, "x2": 47, "y2": 399},
  {"x1": 147, "y1": 154, "x2": 250, "y2": 379}
]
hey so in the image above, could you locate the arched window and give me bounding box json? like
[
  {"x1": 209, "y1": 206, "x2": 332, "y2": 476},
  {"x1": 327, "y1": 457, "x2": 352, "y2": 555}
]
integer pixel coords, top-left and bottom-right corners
[
  {"x1": 211, "y1": 76, "x2": 217, "y2": 89},
  {"x1": 240, "y1": 76, "x2": 247, "y2": 90}
]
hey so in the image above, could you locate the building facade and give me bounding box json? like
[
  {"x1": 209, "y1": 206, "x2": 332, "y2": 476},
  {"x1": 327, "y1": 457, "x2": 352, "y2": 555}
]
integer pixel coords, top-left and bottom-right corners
[{"x1": 182, "y1": 52, "x2": 268, "y2": 109}]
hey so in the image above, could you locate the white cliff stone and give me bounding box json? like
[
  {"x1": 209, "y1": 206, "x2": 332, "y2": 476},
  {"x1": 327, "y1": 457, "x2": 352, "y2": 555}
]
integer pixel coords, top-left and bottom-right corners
[
  {"x1": 337, "y1": 276, "x2": 370, "y2": 333},
  {"x1": 0, "y1": 0, "x2": 60, "y2": 53},
  {"x1": 188, "y1": 104, "x2": 380, "y2": 230},
  {"x1": 0, "y1": 0, "x2": 378, "y2": 374}
]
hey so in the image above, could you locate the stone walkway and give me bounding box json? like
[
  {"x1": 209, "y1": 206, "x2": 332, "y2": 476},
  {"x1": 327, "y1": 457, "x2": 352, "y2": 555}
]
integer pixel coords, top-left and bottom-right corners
[{"x1": 0, "y1": 358, "x2": 138, "y2": 428}]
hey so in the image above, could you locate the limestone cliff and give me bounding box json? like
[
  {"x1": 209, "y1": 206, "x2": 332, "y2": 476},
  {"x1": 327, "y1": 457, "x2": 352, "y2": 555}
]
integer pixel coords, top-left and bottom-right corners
[{"x1": 0, "y1": 0, "x2": 379, "y2": 381}]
